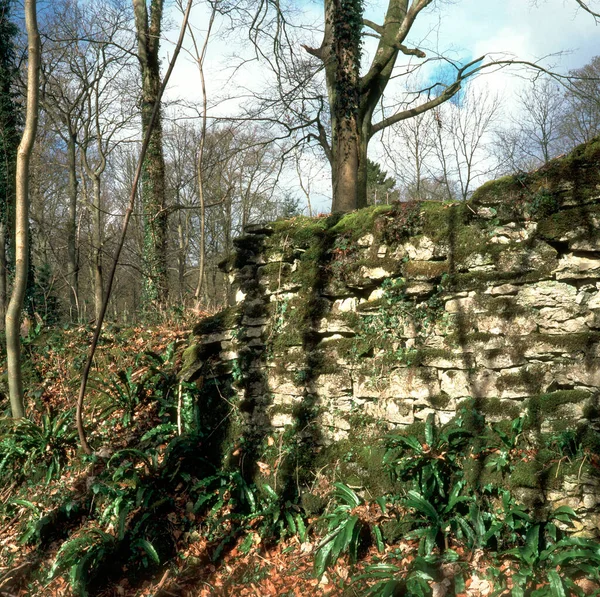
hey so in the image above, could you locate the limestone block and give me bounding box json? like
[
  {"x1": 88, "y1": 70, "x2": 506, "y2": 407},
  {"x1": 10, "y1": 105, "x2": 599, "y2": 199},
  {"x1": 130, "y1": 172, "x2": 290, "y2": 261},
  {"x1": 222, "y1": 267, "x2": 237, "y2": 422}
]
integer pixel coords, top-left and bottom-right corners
[
  {"x1": 489, "y1": 235, "x2": 511, "y2": 245},
  {"x1": 354, "y1": 378, "x2": 383, "y2": 399},
  {"x1": 309, "y1": 372, "x2": 353, "y2": 397},
  {"x1": 269, "y1": 292, "x2": 298, "y2": 303},
  {"x1": 485, "y1": 284, "x2": 519, "y2": 296},
  {"x1": 359, "y1": 266, "x2": 392, "y2": 281},
  {"x1": 245, "y1": 326, "x2": 264, "y2": 339},
  {"x1": 317, "y1": 318, "x2": 355, "y2": 335},
  {"x1": 440, "y1": 370, "x2": 471, "y2": 398},
  {"x1": 476, "y1": 350, "x2": 526, "y2": 370},
  {"x1": 264, "y1": 281, "x2": 302, "y2": 295},
  {"x1": 537, "y1": 307, "x2": 589, "y2": 334},
  {"x1": 201, "y1": 330, "x2": 234, "y2": 344},
  {"x1": 570, "y1": 238, "x2": 600, "y2": 251},
  {"x1": 476, "y1": 314, "x2": 537, "y2": 336},
  {"x1": 588, "y1": 288, "x2": 600, "y2": 309},
  {"x1": 437, "y1": 411, "x2": 456, "y2": 425},
  {"x1": 414, "y1": 407, "x2": 437, "y2": 421},
  {"x1": 405, "y1": 282, "x2": 435, "y2": 296},
  {"x1": 555, "y1": 363, "x2": 600, "y2": 388},
  {"x1": 363, "y1": 398, "x2": 414, "y2": 426},
  {"x1": 421, "y1": 353, "x2": 470, "y2": 369},
  {"x1": 271, "y1": 413, "x2": 294, "y2": 428},
  {"x1": 445, "y1": 297, "x2": 475, "y2": 314},
  {"x1": 463, "y1": 253, "x2": 495, "y2": 271},
  {"x1": 555, "y1": 253, "x2": 600, "y2": 280},
  {"x1": 242, "y1": 316, "x2": 268, "y2": 326},
  {"x1": 321, "y1": 411, "x2": 351, "y2": 431},
  {"x1": 367, "y1": 288, "x2": 385, "y2": 302},
  {"x1": 357, "y1": 233, "x2": 374, "y2": 247},
  {"x1": 271, "y1": 393, "x2": 302, "y2": 406},
  {"x1": 477, "y1": 207, "x2": 496, "y2": 219},
  {"x1": 268, "y1": 374, "x2": 303, "y2": 396},
  {"x1": 332, "y1": 298, "x2": 358, "y2": 313},
  {"x1": 496, "y1": 366, "x2": 553, "y2": 399},
  {"x1": 403, "y1": 236, "x2": 445, "y2": 261},
  {"x1": 382, "y1": 368, "x2": 441, "y2": 400},
  {"x1": 236, "y1": 289, "x2": 247, "y2": 304},
  {"x1": 517, "y1": 281, "x2": 577, "y2": 308},
  {"x1": 497, "y1": 242, "x2": 557, "y2": 273}
]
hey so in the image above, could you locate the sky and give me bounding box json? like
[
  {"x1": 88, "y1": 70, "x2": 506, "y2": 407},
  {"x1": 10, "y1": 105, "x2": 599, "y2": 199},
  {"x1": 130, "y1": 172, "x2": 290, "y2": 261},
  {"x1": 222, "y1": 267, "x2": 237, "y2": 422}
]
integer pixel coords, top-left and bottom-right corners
[{"x1": 160, "y1": 0, "x2": 600, "y2": 213}]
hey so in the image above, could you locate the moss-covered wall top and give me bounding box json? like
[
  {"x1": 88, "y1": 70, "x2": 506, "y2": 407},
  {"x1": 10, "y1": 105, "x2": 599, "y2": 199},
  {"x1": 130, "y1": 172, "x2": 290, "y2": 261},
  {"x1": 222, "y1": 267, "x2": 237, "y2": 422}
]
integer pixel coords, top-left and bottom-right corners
[{"x1": 181, "y1": 138, "x2": 600, "y2": 534}]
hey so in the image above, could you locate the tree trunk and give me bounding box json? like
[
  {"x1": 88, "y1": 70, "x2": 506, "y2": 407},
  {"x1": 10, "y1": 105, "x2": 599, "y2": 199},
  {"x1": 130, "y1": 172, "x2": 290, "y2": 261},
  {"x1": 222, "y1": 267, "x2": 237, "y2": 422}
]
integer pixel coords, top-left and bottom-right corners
[
  {"x1": 322, "y1": 0, "x2": 362, "y2": 213},
  {"x1": 6, "y1": 0, "x2": 39, "y2": 418},
  {"x1": 133, "y1": 0, "x2": 168, "y2": 309},
  {"x1": 0, "y1": 221, "x2": 6, "y2": 329},
  {"x1": 92, "y1": 175, "x2": 103, "y2": 321},
  {"x1": 66, "y1": 130, "x2": 79, "y2": 319}
]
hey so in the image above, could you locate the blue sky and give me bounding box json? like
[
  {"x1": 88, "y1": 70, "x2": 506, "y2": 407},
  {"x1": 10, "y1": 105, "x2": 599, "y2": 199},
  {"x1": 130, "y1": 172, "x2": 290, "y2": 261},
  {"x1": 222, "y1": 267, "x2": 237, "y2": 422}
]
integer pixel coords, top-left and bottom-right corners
[
  {"x1": 161, "y1": 0, "x2": 600, "y2": 212},
  {"x1": 165, "y1": 0, "x2": 600, "y2": 116}
]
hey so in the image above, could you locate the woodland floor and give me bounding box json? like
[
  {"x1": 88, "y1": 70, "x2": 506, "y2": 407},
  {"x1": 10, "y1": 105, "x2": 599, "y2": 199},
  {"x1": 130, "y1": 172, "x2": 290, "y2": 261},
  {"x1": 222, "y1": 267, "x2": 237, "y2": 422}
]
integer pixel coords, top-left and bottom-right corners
[{"x1": 0, "y1": 316, "x2": 599, "y2": 597}]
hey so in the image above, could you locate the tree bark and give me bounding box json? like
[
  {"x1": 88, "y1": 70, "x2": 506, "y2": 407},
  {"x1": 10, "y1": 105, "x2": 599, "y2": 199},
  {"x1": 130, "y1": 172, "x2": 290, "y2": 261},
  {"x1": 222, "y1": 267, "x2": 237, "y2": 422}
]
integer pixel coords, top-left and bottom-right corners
[
  {"x1": 306, "y1": 0, "x2": 471, "y2": 211},
  {"x1": 91, "y1": 175, "x2": 103, "y2": 321},
  {"x1": 6, "y1": 0, "x2": 39, "y2": 418},
  {"x1": 322, "y1": 0, "x2": 362, "y2": 213},
  {"x1": 133, "y1": 0, "x2": 168, "y2": 309},
  {"x1": 66, "y1": 130, "x2": 79, "y2": 319},
  {"x1": 0, "y1": 220, "x2": 6, "y2": 329}
]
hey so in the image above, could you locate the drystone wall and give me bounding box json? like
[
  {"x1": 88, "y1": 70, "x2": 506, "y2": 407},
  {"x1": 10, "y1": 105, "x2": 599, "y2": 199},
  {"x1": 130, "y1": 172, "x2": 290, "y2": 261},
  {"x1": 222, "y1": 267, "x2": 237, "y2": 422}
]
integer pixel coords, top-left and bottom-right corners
[{"x1": 182, "y1": 139, "x2": 600, "y2": 534}]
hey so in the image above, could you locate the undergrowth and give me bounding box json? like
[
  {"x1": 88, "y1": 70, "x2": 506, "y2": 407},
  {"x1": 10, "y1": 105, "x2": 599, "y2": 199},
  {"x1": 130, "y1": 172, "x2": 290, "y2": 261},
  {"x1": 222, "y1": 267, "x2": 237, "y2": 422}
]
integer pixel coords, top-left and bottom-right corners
[{"x1": 1, "y1": 321, "x2": 599, "y2": 597}]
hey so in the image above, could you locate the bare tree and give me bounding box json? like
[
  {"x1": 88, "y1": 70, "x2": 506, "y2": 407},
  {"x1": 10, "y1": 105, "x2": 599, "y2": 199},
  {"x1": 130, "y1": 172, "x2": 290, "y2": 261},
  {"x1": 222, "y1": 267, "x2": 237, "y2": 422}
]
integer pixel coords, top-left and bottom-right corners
[
  {"x1": 495, "y1": 76, "x2": 566, "y2": 173},
  {"x1": 435, "y1": 85, "x2": 502, "y2": 200},
  {"x1": 6, "y1": 0, "x2": 39, "y2": 418},
  {"x1": 562, "y1": 57, "x2": 600, "y2": 146}
]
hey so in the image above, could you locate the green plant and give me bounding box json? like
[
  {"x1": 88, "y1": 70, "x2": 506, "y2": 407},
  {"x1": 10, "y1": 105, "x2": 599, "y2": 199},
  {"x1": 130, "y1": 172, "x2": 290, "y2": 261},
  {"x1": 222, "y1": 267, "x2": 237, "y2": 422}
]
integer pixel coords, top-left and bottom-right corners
[
  {"x1": 49, "y1": 527, "x2": 116, "y2": 597},
  {"x1": 485, "y1": 417, "x2": 525, "y2": 475},
  {"x1": 356, "y1": 555, "x2": 443, "y2": 597},
  {"x1": 384, "y1": 414, "x2": 472, "y2": 504},
  {"x1": 93, "y1": 367, "x2": 143, "y2": 427},
  {"x1": 504, "y1": 507, "x2": 600, "y2": 597},
  {"x1": 527, "y1": 187, "x2": 559, "y2": 218},
  {"x1": 0, "y1": 410, "x2": 76, "y2": 483},
  {"x1": 313, "y1": 482, "x2": 369, "y2": 578}
]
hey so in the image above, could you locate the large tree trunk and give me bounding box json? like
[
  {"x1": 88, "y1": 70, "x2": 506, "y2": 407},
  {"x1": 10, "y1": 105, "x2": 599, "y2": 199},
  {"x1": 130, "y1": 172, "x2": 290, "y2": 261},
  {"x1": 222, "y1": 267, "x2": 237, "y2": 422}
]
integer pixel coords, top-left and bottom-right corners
[
  {"x1": 322, "y1": 0, "x2": 362, "y2": 213},
  {"x1": 133, "y1": 0, "x2": 168, "y2": 309},
  {"x1": 6, "y1": 0, "x2": 39, "y2": 418},
  {"x1": 66, "y1": 130, "x2": 79, "y2": 319}
]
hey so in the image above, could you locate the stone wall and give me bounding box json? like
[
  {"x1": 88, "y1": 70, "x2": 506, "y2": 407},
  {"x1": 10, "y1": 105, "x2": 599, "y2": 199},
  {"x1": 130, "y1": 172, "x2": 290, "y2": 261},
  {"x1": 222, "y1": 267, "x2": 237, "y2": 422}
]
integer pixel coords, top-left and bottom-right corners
[{"x1": 181, "y1": 139, "x2": 600, "y2": 534}]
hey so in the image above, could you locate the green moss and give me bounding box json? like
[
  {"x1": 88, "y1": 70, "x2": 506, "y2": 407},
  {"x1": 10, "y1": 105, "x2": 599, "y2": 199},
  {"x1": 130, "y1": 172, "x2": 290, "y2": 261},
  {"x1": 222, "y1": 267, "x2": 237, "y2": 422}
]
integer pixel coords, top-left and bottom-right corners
[
  {"x1": 510, "y1": 460, "x2": 544, "y2": 489},
  {"x1": 496, "y1": 365, "x2": 547, "y2": 396},
  {"x1": 478, "y1": 397, "x2": 521, "y2": 420},
  {"x1": 313, "y1": 435, "x2": 397, "y2": 497},
  {"x1": 380, "y1": 520, "x2": 415, "y2": 544},
  {"x1": 193, "y1": 307, "x2": 240, "y2": 336},
  {"x1": 329, "y1": 205, "x2": 393, "y2": 240},
  {"x1": 463, "y1": 454, "x2": 503, "y2": 488},
  {"x1": 429, "y1": 394, "x2": 452, "y2": 409},
  {"x1": 469, "y1": 174, "x2": 522, "y2": 207},
  {"x1": 420, "y1": 201, "x2": 471, "y2": 242},
  {"x1": 537, "y1": 204, "x2": 600, "y2": 242},
  {"x1": 403, "y1": 260, "x2": 450, "y2": 279},
  {"x1": 527, "y1": 390, "x2": 591, "y2": 430}
]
